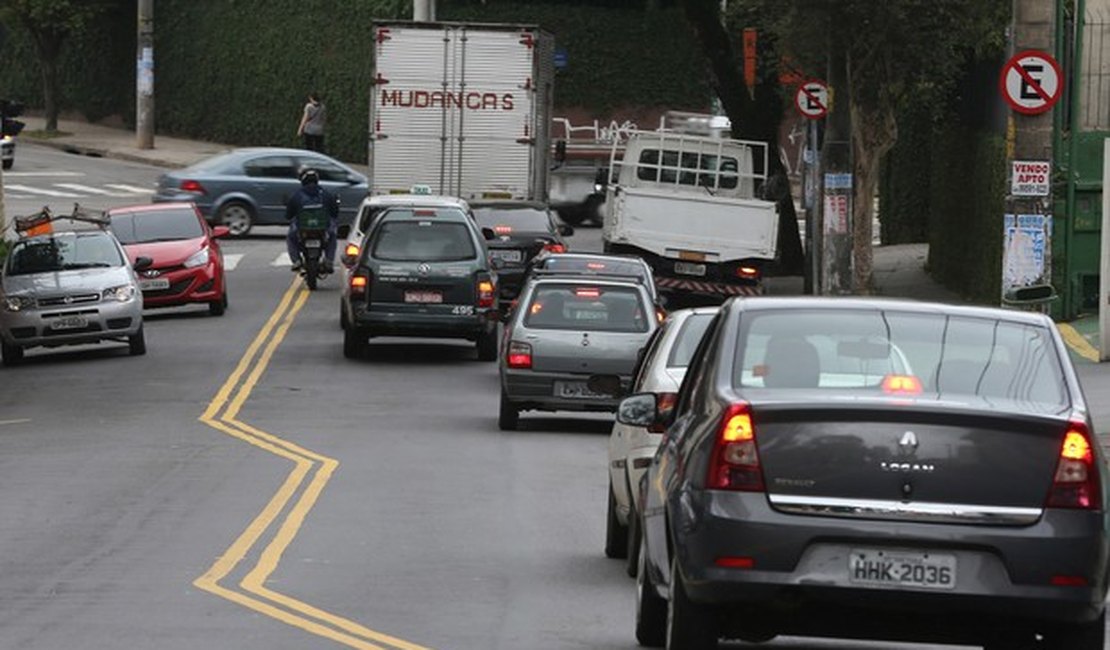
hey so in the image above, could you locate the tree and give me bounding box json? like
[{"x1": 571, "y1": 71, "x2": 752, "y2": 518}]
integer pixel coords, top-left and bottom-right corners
[{"x1": 0, "y1": 0, "x2": 112, "y2": 132}]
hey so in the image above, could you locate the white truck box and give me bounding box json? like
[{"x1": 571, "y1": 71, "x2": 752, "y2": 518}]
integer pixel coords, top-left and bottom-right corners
[{"x1": 369, "y1": 22, "x2": 554, "y2": 201}]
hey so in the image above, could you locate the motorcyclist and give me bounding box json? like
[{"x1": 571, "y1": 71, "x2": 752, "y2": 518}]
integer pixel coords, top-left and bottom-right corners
[{"x1": 286, "y1": 167, "x2": 340, "y2": 273}]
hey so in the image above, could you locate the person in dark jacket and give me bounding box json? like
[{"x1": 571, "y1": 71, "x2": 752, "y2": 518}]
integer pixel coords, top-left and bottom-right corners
[{"x1": 286, "y1": 167, "x2": 339, "y2": 273}]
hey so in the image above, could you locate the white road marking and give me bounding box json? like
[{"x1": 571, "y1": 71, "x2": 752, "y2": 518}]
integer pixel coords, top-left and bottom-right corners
[
  {"x1": 4, "y1": 193, "x2": 31, "y2": 199},
  {"x1": 4, "y1": 171, "x2": 85, "y2": 177},
  {"x1": 0, "y1": 419, "x2": 31, "y2": 426},
  {"x1": 104, "y1": 183, "x2": 154, "y2": 194},
  {"x1": 271, "y1": 252, "x2": 292, "y2": 267},
  {"x1": 223, "y1": 253, "x2": 244, "y2": 271},
  {"x1": 5, "y1": 184, "x2": 80, "y2": 197},
  {"x1": 54, "y1": 183, "x2": 132, "y2": 197}
]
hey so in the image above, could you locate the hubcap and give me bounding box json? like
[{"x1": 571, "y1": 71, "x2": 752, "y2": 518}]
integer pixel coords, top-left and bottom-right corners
[{"x1": 221, "y1": 205, "x2": 252, "y2": 235}]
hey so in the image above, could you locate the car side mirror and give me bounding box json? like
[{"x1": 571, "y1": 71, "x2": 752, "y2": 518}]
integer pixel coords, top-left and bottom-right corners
[
  {"x1": 557, "y1": 224, "x2": 574, "y2": 237},
  {"x1": 616, "y1": 393, "x2": 658, "y2": 427},
  {"x1": 348, "y1": 173, "x2": 362, "y2": 185},
  {"x1": 481, "y1": 227, "x2": 496, "y2": 241},
  {"x1": 211, "y1": 225, "x2": 231, "y2": 239},
  {"x1": 337, "y1": 224, "x2": 351, "y2": 240},
  {"x1": 133, "y1": 256, "x2": 154, "y2": 272}
]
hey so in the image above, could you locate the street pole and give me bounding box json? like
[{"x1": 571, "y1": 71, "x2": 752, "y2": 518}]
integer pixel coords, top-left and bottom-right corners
[
  {"x1": 819, "y1": 41, "x2": 852, "y2": 295},
  {"x1": 136, "y1": 0, "x2": 154, "y2": 150},
  {"x1": 413, "y1": 0, "x2": 435, "y2": 22},
  {"x1": 1100, "y1": 137, "x2": 1109, "y2": 360}
]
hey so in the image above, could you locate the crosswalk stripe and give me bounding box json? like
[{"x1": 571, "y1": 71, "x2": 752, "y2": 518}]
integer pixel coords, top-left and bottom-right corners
[
  {"x1": 223, "y1": 253, "x2": 244, "y2": 271},
  {"x1": 54, "y1": 183, "x2": 132, "y2": 196},
  {"x1": 4, "y1": 171, "x2": 85, "y2": 177},
  {"x1": 271, "y1": 252, "x2": 292, "y2": 267},
  {"x1": 6, "y1": 184, "x2": 80, "y2": 197},
  {"x1": 104, "y1": 183, "x2": 153, "y2": 194}
]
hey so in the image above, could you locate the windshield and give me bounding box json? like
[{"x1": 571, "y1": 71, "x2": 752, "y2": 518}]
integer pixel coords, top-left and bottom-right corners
[
  {"x1": 110, "y1": 207, "x2": 205, "y2": 244},
  {"x1": 733, "y1": 309, "x2": 1068, "y2": 413},
  {"x1": 667, "y1": 312, "x2": 716, "y2": 368},
  {"x1": 471, "y1": 207, "x2": 552, "y2": 233},
  {"x1": 524, "y1": 284, "x2": 649, "y2": 333},
  {"x1": 371, "y1": 220, "x2": 477, "y2": 262},
  {"x1": 6, "y1": 232, "x2": 124, "y2": 275}
]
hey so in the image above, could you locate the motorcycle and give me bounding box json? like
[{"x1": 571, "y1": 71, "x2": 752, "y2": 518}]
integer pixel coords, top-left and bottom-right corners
[{"x1": 295, "y1": 210, "x2": 331, "y2": 290}]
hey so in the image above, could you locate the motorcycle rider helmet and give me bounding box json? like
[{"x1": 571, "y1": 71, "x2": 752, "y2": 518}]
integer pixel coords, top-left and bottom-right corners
[{"x1": 299, "y1": 167, "x2": 320, "y2": 187}]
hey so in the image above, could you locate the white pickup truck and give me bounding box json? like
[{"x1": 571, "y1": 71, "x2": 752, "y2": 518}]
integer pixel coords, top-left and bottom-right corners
[{"x1": 601, "y1": 130, "x2": 779, "y2": 299}]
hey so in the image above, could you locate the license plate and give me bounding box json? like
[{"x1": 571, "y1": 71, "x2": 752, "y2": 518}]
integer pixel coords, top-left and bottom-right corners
[
  {"x1": 554, "y1": 380, "x2": 608, "y2": 399},
  {"x1": 674, "y1": 261, "x2": 707, "y2": 276},
  {"x1": 848, "y1": 549, "x2": 956, "y2": 590},
  {"x1": 49, "y1": 316, "x2": 88, "y2": 330},
  {"x1": 491, "y1": 249, "x2": 523, "y2": 263},
  {"x1": 303, "y1": 240, "x2": 322, "y2": 249},
  {"x1": 404, "y1": 290, "x2": 443, "y2": 304},
  {"x1": 139, "y1": 278, "x2": 171, "y2": 291}
]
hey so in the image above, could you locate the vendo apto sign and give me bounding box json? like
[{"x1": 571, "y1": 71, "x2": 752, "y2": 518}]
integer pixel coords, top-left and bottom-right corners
[{"x1": 1011, "y1": 160, "x2": 1051, "y2": 197}]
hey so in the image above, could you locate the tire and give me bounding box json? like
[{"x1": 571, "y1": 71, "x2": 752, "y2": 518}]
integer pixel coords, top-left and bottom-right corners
[
  {"x1": 636, "y1": 536, "x2": 667, "y2": 648},
  {"x1": 476, "y1": 327, "x2": 498, "y2": 362},
  {"x1": 626, "y1": 502, "x2": 642, "y2": 577},
  {"x1": 584, "y1": 194, "x2": 605, "y2": 226},
  {"x1": 343, "y1": 326, "x2": 365, "y2": 360},
  {"x1": 498, "y1": 389, "x2": 519, "y2": 431},
  {"x1": 304, "y1": 256, "x2": 318, "y2": 290},
  {"x1": 559, "y1": 210, "x2": 585, "y2": 227},
  {"x1": 2, "y1": 159, "x2": 11, "y2": 170},
  {"x1": 217, "y1": 201, "x2": 254, "y2": 237},
  {"x1": 1, "y1": 340, "x2": 24, "y2": 366},
  {"x1": 128, "y1": 326, "x2": 147, "y2": 356},
  {"x1": 1044, "y1": 611, "x2": 1106, "y2": 650},
  {"x1": 209, "y1": 291, "x2": 228, "y2": 316},
  {"x1": 340, "y1": 303, "x2": 349, "y2": 330},
  {"x1": 605, "y1": 482, "x2": 629, "y2": 559},
  {"x1": 667, "y1": 558, "x2": 717, "y2": 650}
]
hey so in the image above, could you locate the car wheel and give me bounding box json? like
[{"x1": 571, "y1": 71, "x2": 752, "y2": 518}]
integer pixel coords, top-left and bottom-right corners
[
  {"x1": 340, "y1": 303, "x2": 349, "y2": 330},
  {"x1": 217, "y1": 201, "x2": 254, "y2": 237},
  {"x1": 128, "y1": 326, "x2": 147, "y2": 356},
  {"x1": 605, "y1": 481, "x2": 629, "y2": 559},
  {"x1": 343, "y1": 326, "x2": 365, "y2": 360},
  {"x1": 626, "y1": 498, "x2": 642, "y2": 577},
  {"x1": 498, "y1": 389, "x2": 519, "y2": 431},
  {"x1": 209, "y1": 291, "x2": 228, "y2": 316},
  {"x1": 1044, "y1": 611, "x2": 1106, "y2": 650},
  {"x1": 1, "y1": 340, "x2": 24, "y2": 366},
  {"x1": 2, "y1": 159, "x2": 11, "y2": 170},
  {"x1": 584, "y1": 194, "x2": 605, "y2": 226},
  {"x1": 635, "y1": 536, "x2": 667, "y2": 648},
  {"x1": 476, "y1": 327, "x2": 498, "y2": 362},
  {"x1": 558, "y1": 209, "x2": 585, "y2": 227},
  {"x1": 667, "y1": 558, "x2": 718, "y2": 650}
]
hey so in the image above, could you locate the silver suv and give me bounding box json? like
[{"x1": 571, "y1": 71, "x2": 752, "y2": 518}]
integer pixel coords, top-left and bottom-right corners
[{"x1": 0, "y1": 220, "x2": 149, "y2": 365}]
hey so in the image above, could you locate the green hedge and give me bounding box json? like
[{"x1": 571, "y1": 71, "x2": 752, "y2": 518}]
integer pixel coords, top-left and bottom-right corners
[
  {"x1": 0, "y1": 0, "x2": 709, "y2": 163},
  {"x1": 879, "y1": 100, "x2": 935, "y2": 245}
]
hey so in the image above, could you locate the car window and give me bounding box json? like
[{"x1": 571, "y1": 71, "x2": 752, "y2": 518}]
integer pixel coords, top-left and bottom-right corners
[
  {"x1": 673, "y1": 312, "x2": 723, "y2": 418},
  {"x1": 471, "y1": 207, "x2": 554, "y2": 233},
  {"x1": 242, "y1": 155, "x2": 297, "y2": 179},
  {"x1": 6, "y1": 232, "x2": 124, "y2": 275},
  {"x1": 732, "y1": 309, "x2": 1068, "y2": 412},
  {"x1": 632, "y1": 324, "x2": 668, "y2": 391},
  {"x1": 110, "y1": 208, "x2": 205, "y2": 244},
  {"x1": 667, "y1": 313, "x2": 716, "y2": 368},
  {"x1": 370, "y1": 220, "x2": 476, "y2": 262},
  {"x1": 357, "y1": 205, "x2": 386, "y2": 234},
  {"x1": 523, "y1": 284, "x2": 649, "y2": 333},
  {"x1": 299, "y1": 156, "x2": 349, "y2": 183}
]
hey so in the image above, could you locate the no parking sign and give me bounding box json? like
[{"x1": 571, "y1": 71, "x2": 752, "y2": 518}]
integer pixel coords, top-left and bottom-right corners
[{"x1": 999, "y1": 50, "x2": 1063, "y2": 115}]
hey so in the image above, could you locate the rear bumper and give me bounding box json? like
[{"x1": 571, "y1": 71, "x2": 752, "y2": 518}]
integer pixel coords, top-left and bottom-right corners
[
  {"x1": 353, "y1": 305, "x2": 495, "y2": 339},
  {"x1": 654, "y1": 275, "x2": 762, "y2": 297},
  {"x1": 502, "y1": 368, "x2": 628, "y2": 412}
]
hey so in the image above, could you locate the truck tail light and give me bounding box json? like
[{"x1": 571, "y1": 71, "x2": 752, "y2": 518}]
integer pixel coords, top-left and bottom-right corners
[
  {"x1": 507, "y1": 341, "x2": 532, "y2": 369},
  {"x1": 736, "y1": 265, "x2": 760, "y2": 280},
  {"x1": 477, "y1": 275, "x2": 495, "y2": 308},
  {"x1": 1046, "y1": 421, "x2": 1101, "y2": 510},
  {"x1": 180, "y1": 179, "x2": 206, "y2": 194},
  {"x1": 707, "y1": 403, "x2": 764, "y2": 491}
]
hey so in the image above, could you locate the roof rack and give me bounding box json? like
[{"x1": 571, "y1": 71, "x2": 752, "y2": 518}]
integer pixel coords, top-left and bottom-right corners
[{"x1": 15, "y1": 204, "x2": 110, "y2": 235}]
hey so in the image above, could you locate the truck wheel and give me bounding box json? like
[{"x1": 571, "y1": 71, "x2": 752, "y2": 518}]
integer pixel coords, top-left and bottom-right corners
[
  {"x1": 584, "y1": 194, "x2": 604, "y2": 226},
  {"x1": 558, "y1": 208, "x2": 585, "y2": 227}
]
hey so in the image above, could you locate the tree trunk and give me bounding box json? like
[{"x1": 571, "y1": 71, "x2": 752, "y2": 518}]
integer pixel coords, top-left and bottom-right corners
[
  {"x1": 848, "y1": 97, "x2": 897, "y2": 294},
  {"x1": 29, "y1": 31, "x2": 64, "y2": 133}
]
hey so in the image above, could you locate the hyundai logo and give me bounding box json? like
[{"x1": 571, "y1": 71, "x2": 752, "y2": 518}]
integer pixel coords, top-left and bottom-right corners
[{"x1": 142, "y1": 269, "x2": 161, "y2": 278}]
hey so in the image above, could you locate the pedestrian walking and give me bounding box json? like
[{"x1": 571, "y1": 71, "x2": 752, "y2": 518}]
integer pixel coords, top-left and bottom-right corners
[{"x1": 297, "y1": 92, "x2": 326, "y2": 152}]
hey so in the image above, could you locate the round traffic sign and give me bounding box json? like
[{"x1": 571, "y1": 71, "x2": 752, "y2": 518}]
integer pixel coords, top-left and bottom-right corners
[
  {"x1": 794, "y1": 80, "x2": 829, "y2": 120},
  {"x1": 999, "y1": 50, "x2": 1063, "y2": 115}
]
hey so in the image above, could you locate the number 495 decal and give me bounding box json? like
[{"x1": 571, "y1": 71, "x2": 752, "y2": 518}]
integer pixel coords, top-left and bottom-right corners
[{"x1": 452, "y1": 305, "x2": 475, "y2": 315}]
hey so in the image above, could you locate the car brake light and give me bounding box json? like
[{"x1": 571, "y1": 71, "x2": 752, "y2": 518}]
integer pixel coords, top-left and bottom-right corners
[
  {"x1": 586, "y1": 262, "x2": 606, "y2": 270},
  {"x1": 507, "y1": 341, "x2": 532, "y2": 369},
  {"x1": 543, "y1": 243, "x2": 566, "y2": 254},
  {"x1": 648, "y1": 392, "x2": 678, "y2": 433},
  {"x1": 350, "y1": 270, "x2": 370, "y2": 297},
  {"x1": 344, "y1": 243, "x2": 359, "y2": 258},
  {"x1": 1046, "y1": 421, "x2": 1101, "y2": 510},
  {"x1": 707, "y1": 403, "x2": 764, "y2": 491},
  {"x1": 715, "y1": 556, "x2": 755, "y2": 569},
  {"x1": 180, "y1": 179, "x2": 206, "y2": 194},
  {"x1": 881, "y1": 374, "x2": 923, "y2": 395},
  {"x1": 494, "y1": 225, "x2": 512, "y2": 235},
  {"x1": 477, "y1": 277, "x2": 495, "y2": 308},
  {"x1": 736, "y1": 265, "x2": 760, "y2": 279},
  {"x1": 575, "y1": 287, "x2": 601, "y2": 298},
  {"x1": 414, "y1": 209, "x2": 436, "y2": 217}
]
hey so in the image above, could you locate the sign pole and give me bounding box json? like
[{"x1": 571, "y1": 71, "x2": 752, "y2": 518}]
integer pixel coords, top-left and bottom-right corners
[{"x1": 1100, "y1": 138, "x2": 1109, "y2": 360}]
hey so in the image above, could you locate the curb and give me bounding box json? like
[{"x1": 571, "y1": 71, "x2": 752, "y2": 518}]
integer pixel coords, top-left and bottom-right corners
[{"x1": 22, "y1": 137, "x2": 191, "y2": 170}]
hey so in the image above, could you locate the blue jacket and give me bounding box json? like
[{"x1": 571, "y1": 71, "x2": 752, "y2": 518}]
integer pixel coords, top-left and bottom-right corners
[{"x1": 285, "y1": 185, "x2": 339, "y2": 228}]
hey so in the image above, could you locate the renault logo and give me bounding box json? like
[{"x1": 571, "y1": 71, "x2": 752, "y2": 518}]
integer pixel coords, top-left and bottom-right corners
[{"x1": 899, "y1": 431, "x2": 919, "y2": 451}]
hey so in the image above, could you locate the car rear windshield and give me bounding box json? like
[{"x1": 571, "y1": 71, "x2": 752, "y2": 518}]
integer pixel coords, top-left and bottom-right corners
[
  {"x1": 539, "y1": 256, "x2": 648, "y2": 281},
  {"x1": 732, "y1": 309, "x2": 1068, "y2": 413},
  {"x1": 371, "y1": 220, "x2": 476, "y2": 262},
  {"x1": 471, "y1": 207, "x2": 551, "y2": 233},
  {"x1": 667, "y1": 312, "x2": 716, "y2": 368},
  {"x1": 110, "y1": 207, "x2": 204, "y2": 244},
  {"x1": 524, "y1": 284, "x2": 649, "y2": 333},
  {"x1": 6, "y1": 232, "x2": 124, "y2": 275}
]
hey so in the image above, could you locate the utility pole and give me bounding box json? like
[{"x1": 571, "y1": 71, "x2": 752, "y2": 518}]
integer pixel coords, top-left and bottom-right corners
[
  {"x1": 413, "y1": 0, "x2": 436, "y2": 22},
  {"x1": 136, "y1": 0, "x2": 154, "y2": 150},
  {"x1": 818, "y1": 41, "x2": 852, "y2": 295}
]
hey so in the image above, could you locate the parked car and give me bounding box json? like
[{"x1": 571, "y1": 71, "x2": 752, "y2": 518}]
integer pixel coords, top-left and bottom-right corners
[
  {"x1": 340, "y1": 204, "x2": 499, "y2": 361},
  {"x1": 468, "y1": 200, "x2": 572, "y2": 307},
  {"x1": 620, "y1": 297, "x2": 1108, "y2": 650},
  {"x1": 107, "y1": 202, "x2": 229, "y2": 316},
  {"x1": 605, "y1": 306, "x2": 717, "y2": 574},
  {"x1": 152, "y1": 148, "x2": 368, "y2": 237},
  {"x1": 0, "y1": 217, "x2": 148, "y2": 366},
  {"x1": 499, "y1": 275, "x2": 658, "y2": 430},
  {"x1": 1, "y1": 134, "x2": 14, "y2": 170}
]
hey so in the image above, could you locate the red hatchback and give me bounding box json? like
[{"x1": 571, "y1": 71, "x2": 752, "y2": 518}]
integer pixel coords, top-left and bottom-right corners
[{"x1": 108, "y1": 202, "x2": 229, "y2": 316}]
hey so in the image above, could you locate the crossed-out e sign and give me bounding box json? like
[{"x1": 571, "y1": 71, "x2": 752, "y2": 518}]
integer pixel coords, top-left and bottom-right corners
[
  {"x1": 795, "y1": 80, "x2": 829, "y2": 120},
  {"x1": 999, "y1": 50, "x2": 1063, "y2": 115}
]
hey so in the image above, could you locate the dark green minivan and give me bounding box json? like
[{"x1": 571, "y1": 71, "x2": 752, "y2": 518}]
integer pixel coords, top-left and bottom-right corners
[{"x1": 340, "y1": 206, "x2": 499, "y2": 361}]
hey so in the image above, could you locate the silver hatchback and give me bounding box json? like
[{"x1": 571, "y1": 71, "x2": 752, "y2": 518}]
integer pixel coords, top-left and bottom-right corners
[{"x1": 499, "y1": 276, "x2": 658, "y2": 430}]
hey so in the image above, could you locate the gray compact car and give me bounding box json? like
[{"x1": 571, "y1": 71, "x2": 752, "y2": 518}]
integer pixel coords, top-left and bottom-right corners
[
  {"x1": 152, "y1": 148, "x2": 368, "y2": 236},
  {"x1": 621, "y1": 297, "x2": 1108, "y2": 650},
  {"x1": 0, "y1": 221, "x2": 148, "y2": 365},
  {"x1": 499, "y1": 275, "x2": 658, "y2": 430}
]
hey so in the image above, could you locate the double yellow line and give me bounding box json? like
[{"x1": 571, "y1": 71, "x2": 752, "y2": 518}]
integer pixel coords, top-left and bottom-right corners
[{"x1": 195, "y1": 278, "x2": 430, "y2": 650}]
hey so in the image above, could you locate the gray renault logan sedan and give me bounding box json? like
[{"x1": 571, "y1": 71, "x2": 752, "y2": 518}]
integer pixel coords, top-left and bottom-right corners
[{"x1": 622, "y1": 297, "x2": 1108, "y2": 650}]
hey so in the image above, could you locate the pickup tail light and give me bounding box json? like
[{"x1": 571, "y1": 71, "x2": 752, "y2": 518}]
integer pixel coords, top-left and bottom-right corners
[
  {"x1": 477, "y1": 275, "x2": 496, "y2": 308},
  {"x1": 648, "y1": 392, "x2": 678, "y2": 433},
  {"x1": 350, "y1": 269, "x2": 371, "y2": 298},
  {"x1": 507, "y1": 341, "x2": 532, "y2": 369},
  {"x1": 707, "y1": 403, "x2": 764, "y2": 491},
  {"x1": 180, "y1": 179, "x2": 206, "y2": 194},
  {"x1": 736, "y1": 265, "x2": 760, "y2": 280},
  {"x1": 1046, "y1": 421, "x2": 1101, "y2": 510}
]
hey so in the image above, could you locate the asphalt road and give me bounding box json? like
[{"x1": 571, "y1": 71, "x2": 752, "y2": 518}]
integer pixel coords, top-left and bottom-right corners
[{"x1": 0, "y1": 143, "x2": 1100, "y2": 649}]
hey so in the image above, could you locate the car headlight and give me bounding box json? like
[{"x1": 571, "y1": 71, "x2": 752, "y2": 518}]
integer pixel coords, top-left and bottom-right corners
[
  {"x1": 1, "y1": 135, "x2": 11, "y2": 144},
  {"x1": 2, "y1": 295, "x2": 34, "y2": 312},
  {"x1": 184, "y1": 246, "x2": 210, "y2": 269},
  {"x1": 103, "y1": 285, "x2": 136, "y2": 302}
]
